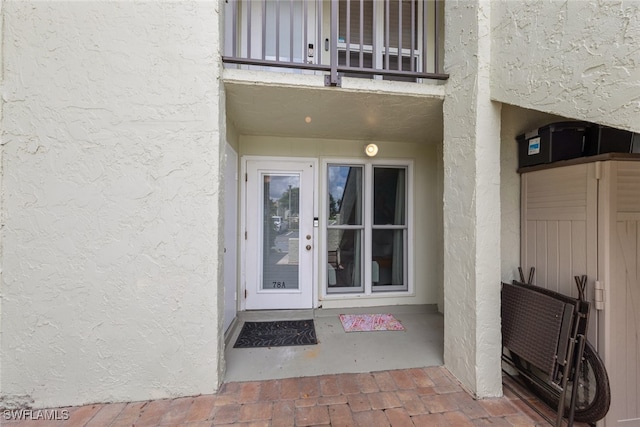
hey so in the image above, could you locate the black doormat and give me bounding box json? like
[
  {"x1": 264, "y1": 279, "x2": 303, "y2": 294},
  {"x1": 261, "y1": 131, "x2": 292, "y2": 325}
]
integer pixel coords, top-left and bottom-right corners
[{"x1": 233, "y1": 319, "x2": 317, "y2": 348}]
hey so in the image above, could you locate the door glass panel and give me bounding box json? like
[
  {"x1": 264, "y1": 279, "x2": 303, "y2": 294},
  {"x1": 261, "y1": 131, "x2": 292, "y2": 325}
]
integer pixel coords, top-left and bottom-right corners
[{"x1": 262, "y1": 173, "x2": 300, "y2": 290}]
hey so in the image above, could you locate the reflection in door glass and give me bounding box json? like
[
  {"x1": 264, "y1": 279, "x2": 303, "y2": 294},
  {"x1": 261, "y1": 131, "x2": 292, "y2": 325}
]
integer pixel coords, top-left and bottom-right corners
[{"x1": 262, "y1": 174, "x2": 300, "y2": 290}]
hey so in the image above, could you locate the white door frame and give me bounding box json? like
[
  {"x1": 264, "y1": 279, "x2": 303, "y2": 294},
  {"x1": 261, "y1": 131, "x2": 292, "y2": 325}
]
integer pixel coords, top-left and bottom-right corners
[{"x1": 240, "y1": 156, "x2": 318, "y2": 310}]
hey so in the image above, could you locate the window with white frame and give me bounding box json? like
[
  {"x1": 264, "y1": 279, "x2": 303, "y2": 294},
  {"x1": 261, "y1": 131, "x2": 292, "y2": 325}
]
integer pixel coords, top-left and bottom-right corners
[{"x1": 326, "y1": 162, "x2": 410, "y2": 294}]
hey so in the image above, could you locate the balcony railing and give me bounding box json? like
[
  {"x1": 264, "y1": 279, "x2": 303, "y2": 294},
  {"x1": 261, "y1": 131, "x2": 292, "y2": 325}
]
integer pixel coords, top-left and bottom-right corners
[{"x1": 223, "y1": 0, "x2": 448, "y2": 85}]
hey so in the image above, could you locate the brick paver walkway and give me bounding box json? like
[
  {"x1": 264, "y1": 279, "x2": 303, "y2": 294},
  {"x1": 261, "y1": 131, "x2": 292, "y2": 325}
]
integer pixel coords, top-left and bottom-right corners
[{"x1": 3, "y1": 367, "x2": 560, "y2": 426}]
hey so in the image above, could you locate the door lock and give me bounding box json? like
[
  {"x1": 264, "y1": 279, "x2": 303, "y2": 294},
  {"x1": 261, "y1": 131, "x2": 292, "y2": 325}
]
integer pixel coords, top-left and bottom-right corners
[
  {"x1": 306, "y1": 235, "x2": 311, "y2": 240},
  {"x1": 306, "y1": 245, "x2": 312, "y2": 251}
]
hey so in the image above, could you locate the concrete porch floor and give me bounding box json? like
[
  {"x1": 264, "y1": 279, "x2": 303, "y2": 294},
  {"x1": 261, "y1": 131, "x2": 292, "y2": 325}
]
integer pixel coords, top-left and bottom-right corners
[{"x1": 223, "y1": 305, "x2": 445, "y2": 383}]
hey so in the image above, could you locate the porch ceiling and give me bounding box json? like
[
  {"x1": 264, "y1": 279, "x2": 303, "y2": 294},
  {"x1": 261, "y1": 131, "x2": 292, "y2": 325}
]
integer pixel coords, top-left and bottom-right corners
[{"x1": 223, "y1": 72, "x2": 444, "y2": 145}]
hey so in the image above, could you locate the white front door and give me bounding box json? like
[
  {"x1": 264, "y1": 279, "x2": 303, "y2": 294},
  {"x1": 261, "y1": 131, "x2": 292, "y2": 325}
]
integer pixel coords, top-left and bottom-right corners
[{"x1": 244, "y1": 159, "x2": 315, "y2": 310}]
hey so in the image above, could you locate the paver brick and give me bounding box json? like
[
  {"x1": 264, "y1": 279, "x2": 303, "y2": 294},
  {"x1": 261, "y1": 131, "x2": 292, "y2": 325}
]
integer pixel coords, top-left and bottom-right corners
[
  {"x1": 337, "y1": 373, "x2": 362, "y2": 395},
  {"x1": 411, "y1": 412, "x2": 448, "y2": 426},
  {"x1": 347, "y1": 394, "x2": 371, "y2": 413},
  {"x1": 238, "y1": 382, "x2": 262, "y2": 403},
  {"x1": 319, "y1": 375, "x2": 341, "y2": 396},
  {"x1": 384, "y1": 407, "x2": 414, "y2": 427},
  {"x1": 159, "y1": 396, "x2": 194, "y2": 425},
  {"x1": 389, "y1": 369, "x2": 417, "y2": 390},
  {"x1": 318, "y1": 394, "x2": 348, "y2": 406},
  {"x1": 395, "y1": 390, "x2": 427, "y2": 416},
  {"x1": 239, "y1": 402, "x2": 273, "y2": 422},
  {"x1": 280, "y1": 377, "x2": 301, "y2": 400},
  {"x1": 352, "y1": 409, "x2": 391, "y2": 427},
  {"x1": 84, "y1": 402, "x2": 127, "y2": 427},
  {"x1": 184, "y1": 395, "x2": 217, "y2": 421},
  {"x1": 296, "y1": 405, "x2": 330, "y2": 426},
  {"x1": 355, "y1": 373, "x2": 379, "y2": 393},
  {"x1": 373, "y1": 371, "x2": 398, "y2": 392},
  {"x1": 109, "y1": 401, "x2": 147, "y2": 427},
  {"x1": 406, "y1": 368, "x2": 435, "y2": 388},
  {"x1": 479, "y1": 398, "x2": 520, "y2": 417},
  {"x1": 213, "y1": 404, "x2": 241, "y2": 424},
  {"x1": 62, "y1": 404, "x2": 102, "y2": 427},
  {"x1": 421, "y1": 393, "x2": 460, "y2": 413},
  {"x1": 258, "y1": 380, "x2": 281, "y2": 402},
  {"x1": 136, "y1": 399, "x2": 173, "y2": 426},
  {"x1": 443, "y1": 410, "x2": 476, "y2": 426},
  {"x1": 368, "y1": 392, "x2": 401, "y2": 410},
  {"x1": 299, "y1": 377, "x2": 321, "y2": 398},
  {"x1": 328, "y1": 403, "x2": 355, "y2": 427}
]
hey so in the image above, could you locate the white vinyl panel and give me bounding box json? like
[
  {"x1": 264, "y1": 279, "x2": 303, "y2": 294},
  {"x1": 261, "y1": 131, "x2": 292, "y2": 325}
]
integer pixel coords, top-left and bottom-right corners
[
  {"x1": 525, "y1": 165, "x2": 588, "y2": 211},
  {"x1": 568, "y1": 220, "x2": 587, "y2": 300},
  {"x1": 633, "y1": 221, "x2": 640, "y2": 418},
  {"x1": 523, "y1": 220, "x2": 537, "y2": 280},
  {"x1": 613, "y1": 220, "x2": 640, "y2": 422},
  {"x1": 546, "y1": 220, "x2": 560, "y2": 292},
  {"x1": 535, "y1": 221, "x2": 547, "y2": 286},
  {"x1": 557, "y1": 220, "x2": 573, "y2": 295},
  {"x1": 617, "y1": 163, "x2": 640, "y2": 213}
]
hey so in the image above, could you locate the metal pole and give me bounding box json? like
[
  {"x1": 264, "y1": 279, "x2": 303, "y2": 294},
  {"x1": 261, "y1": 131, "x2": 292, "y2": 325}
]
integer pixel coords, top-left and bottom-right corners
[{"x1": 328, "y1": 0, "x2": 340, "y2": 85}]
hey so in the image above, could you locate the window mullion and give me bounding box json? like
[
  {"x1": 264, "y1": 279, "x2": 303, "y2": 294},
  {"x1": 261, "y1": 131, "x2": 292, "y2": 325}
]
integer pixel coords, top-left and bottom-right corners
[{"x1": 364, "y1": 163, "x2": 373, "y2": 295}]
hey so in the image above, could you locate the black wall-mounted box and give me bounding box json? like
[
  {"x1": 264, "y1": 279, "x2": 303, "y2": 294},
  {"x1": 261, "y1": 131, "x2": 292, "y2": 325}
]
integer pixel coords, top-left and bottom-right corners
[
  {"x1": 517, "y1": 121, "x2": 588, "y2": 168},
  {"x1": 584, "y1": 125, "x2": 640, "y2": 156}
]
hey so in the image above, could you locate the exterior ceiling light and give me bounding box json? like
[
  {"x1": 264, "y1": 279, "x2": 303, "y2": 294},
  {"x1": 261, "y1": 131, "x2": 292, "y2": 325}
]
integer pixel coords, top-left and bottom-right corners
[{"x1": 365, "y1": 143, "x2": 378, "y2": 157}]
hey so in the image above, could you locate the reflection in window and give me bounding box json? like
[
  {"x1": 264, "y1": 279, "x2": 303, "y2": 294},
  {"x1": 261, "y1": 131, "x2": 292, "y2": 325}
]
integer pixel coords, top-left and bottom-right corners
[
  {"x1": 328, "y1": 166, "x2": 362, "y2": 225},
  {"x1": 327, "y1": 165, "x2": 363, "y2": 292},
  {"x1": 374, "y1": 168, "x2": 405, "y2": 225},
  {"x1": 326, "y1": 164, "x2": 408, "y2": 294},
  {"x1": 373, "y1": 167, "x2": 407, "y2": 291}
]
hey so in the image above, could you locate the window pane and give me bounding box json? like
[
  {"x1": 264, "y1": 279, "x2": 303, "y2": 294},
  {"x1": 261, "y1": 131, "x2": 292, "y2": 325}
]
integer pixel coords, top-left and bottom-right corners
[
  {"x1": 262, "y1": 174, "x2": 299, "y2": 290},
  {"x1": 328, "y1": 165, "x2": 363, "y2": 225},
  {"x1": 373, "y1": 167, "x2": 405, "y2": 225},
  {"x1": 327, "y1": 229, "x2": 362, "y2": 289},
  {"x1": 372, "y1": 229, "x2": 404, "y2": 288}
]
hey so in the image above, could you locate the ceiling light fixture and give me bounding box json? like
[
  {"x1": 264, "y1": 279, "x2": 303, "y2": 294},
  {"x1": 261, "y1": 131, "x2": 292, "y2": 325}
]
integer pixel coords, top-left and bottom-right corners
[{"x1": 365, "y1": 143, "x2": 379, "y2": 157}]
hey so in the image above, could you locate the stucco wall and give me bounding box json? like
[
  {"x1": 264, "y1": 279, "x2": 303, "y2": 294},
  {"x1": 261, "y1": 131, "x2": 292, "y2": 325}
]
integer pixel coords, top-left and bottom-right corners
[
  {"x1": 491, "y1": 0, "x2": 640, "y2": 133},
  {"x1": 443, "y1": 0, "x2": 502, "y2": 398},
  {"x1": 1, "y1": 1, "x2": 225, "y2": 408},
  {"x1": 239, "y1": 135, "x2": 441, "y2": 309}
]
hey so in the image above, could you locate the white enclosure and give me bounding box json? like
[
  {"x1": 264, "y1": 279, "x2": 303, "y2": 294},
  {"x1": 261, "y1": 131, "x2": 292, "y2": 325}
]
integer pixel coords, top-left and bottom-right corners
[{"x1": 520, "y1": 155, "x2": 640, "y2": 426}]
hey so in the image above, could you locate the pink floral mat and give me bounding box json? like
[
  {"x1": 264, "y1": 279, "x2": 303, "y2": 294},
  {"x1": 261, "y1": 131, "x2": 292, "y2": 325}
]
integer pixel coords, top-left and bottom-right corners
[{"x1": 338, "y1": 314, "x2": 405, "y2": 332}]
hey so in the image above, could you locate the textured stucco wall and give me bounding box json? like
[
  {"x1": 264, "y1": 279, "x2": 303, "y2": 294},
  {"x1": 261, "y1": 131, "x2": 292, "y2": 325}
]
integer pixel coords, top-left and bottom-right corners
[
  {"x1": 492, "y1": 0, "x2": 640, "y2": 133},
  {"x1": 1, "y1": 1, "x2": 225, "y2": 408},
  {"x1": 442, "y1": 0, "x2": 502, "y2": 397}
]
